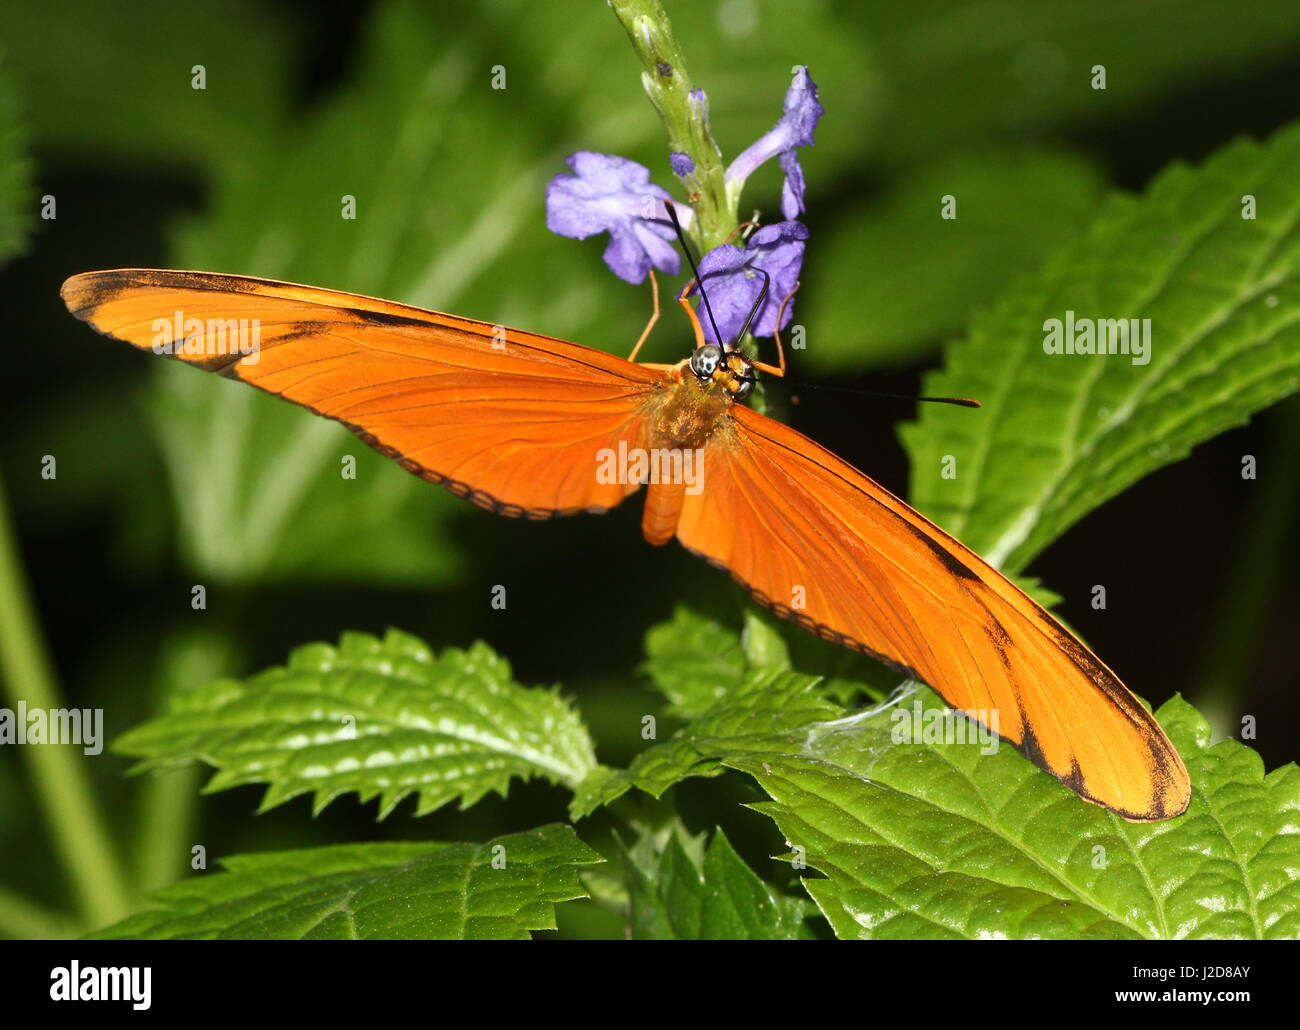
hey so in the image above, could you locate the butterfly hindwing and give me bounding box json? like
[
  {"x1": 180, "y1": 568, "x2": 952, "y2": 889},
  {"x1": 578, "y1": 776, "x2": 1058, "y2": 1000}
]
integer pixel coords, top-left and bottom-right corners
[{"x1": 675, "y1": 404, "x2": 1190, "y2": 821}]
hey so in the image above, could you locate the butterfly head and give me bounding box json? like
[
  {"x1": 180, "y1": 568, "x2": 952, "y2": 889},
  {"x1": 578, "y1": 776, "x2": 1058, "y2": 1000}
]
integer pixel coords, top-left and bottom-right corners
[{"x1": 688, "y1": 343, "x2": 755, "y2": 402}]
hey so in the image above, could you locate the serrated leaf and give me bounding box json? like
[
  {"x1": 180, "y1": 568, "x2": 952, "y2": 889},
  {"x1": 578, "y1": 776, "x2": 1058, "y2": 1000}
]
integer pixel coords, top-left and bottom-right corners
[
  {"x1": 572, "y1": 607, "x2": 889, "y2": 821},
  {"x1": 570, "y1": 765, "x2": 636, "y2": 821},
  {"x1": 641, "y1": 606, "x2": 748, "y2": 718},
  {"x1": 572, "y1": 663, "x2": 839, "y2": 822},
  {"x1": 115, "y1": 629, "x2": 598, "y2": 818},
  {"x1": 628, "y1": 667, "x2": 839, "y2": 797},
  {"x1": 726, "y1": 689, "x2": 1300, "y2": 940},
  {"x1": 902, "y1": 122, "x2": 1300, "y2": 573},
  {"x1": 85, "y1": 825, "x2": 601, "y2": 940},
  {"x1": 623, "y1": 827, "x2": 813, "y2": 940},
  {"x1": 641, "y1": 606, "x2": 873, "y2": 716}
]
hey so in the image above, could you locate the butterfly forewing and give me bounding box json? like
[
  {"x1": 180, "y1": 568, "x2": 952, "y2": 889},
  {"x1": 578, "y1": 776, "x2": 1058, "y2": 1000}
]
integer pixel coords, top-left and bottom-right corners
[{"x1": 61, "y1": 269, "x2": 665, "y2": 517}]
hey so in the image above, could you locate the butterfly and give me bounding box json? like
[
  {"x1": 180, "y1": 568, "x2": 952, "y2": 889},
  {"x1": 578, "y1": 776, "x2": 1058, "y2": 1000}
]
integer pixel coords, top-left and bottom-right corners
[{"x1": 60, "y1": 266, "x2": 1191, "y2": 821}]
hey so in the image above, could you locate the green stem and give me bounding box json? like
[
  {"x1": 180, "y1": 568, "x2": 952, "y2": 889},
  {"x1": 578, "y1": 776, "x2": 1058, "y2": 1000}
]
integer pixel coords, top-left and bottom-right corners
[
  {"x1": 0, "y1": 470, "x2": 132, "y2": 928},
  {"x1": 133, "y1": 767, "x2": 201, "y2": 893},
  {"x1": 132, "y1": 609, "x2": 245, "y2": 890},
  {"x1": 608, "y1": 0, "x2": 735, "y2": 251}
]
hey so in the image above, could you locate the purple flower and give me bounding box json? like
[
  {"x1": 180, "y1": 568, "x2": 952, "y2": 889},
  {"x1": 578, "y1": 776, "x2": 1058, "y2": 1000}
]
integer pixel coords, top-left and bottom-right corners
[
  {"x1": 778, "y1": 151, "x2": 806, "y2": 225},
  {"x1": 670, "y1": 152, "x2": 695, "y2": 177},
  {"x1": 725, "y1": 66, "x2": 824, "y2": 219},
  {"x1": 692, "y1": 221, "x2": 808, "y2": 344},
  {"x1": 546, "y1": 152, "x2": 682, "y2": 283}
]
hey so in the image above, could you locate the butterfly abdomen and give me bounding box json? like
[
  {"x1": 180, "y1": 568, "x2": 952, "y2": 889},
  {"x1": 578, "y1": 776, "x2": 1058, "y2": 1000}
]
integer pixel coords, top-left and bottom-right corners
[{"x1": 641, "y1": 481, "x2": 685, "y2": 546}]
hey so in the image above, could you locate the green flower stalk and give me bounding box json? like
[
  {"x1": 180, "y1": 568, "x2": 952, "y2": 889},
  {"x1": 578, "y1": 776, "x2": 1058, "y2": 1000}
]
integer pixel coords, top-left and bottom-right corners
[
  {"x1": 546, "y1": 0, "x2": 823, "y2": 357},
  {"x1": 608, "y1": 0, "x2": 734, "y2": 251}
]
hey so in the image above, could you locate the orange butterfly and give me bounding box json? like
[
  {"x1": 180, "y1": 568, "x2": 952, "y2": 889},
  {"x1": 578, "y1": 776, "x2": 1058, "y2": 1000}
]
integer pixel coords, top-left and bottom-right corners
[{"x1": 60, "y1": 267, "x2": 1190, "y2": 821}]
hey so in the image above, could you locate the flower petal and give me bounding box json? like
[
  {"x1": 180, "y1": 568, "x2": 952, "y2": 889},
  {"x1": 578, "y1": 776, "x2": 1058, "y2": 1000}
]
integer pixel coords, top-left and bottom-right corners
[
  {"x1": 747, "y1": 221, "x2": 808, "y2": 336},
  {"x1": 603, "y1": 225, "x2": 652, "y2": 284},
  {"x1": 691, "y1": 222, "x2": 808, "y2": 343},
  {"x1": 779, "y1": 150, "x2": 806, "y2": 219},
  {"x1": 724, "y1": 67, "x2": 824, "y2": 211},
  {"x1": 696, "y1": 242, "x2": 747, "y2": 279},
  {"x1": 545, "y1": 151, "x2": 680, "y2": 283},
  {"x1": 781, "y1": 66, "x2": 825, "y2": 149},
  {"x1": 633, "y1": 219, "x2": 681, "y2": 277}
]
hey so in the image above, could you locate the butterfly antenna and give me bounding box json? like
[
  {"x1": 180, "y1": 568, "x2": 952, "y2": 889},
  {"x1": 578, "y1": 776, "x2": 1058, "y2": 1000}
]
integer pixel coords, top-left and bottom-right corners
[
  {"x1": 663, "y1": 201, "x2": 725, "y2": 347},
  {"x1": 732, "y1": 267, "x2": 771, "y2": 348},
  {"x1": 782, "y1": 381, "x2": 982, "y2": 408}
]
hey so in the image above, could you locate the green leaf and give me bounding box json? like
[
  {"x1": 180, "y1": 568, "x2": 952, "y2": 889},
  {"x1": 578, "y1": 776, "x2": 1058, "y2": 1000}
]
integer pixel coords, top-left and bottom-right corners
[
  {"x1": 641, "y1": 605, "x2": 748, "y2": 719},
  {"x1": 115, "y1": 629, "x2": 598, "y2": 818},
  {"x1": 803, "y1": 148, "x2": 1107, "y2": 370},
  {"x1": 853, "y1": 0, "x2": 1300, "y2": 162},
  {"x1": 902, "y1": 122, "x2": 1300, "y2": 573},
  {"x1": 571, "y1": 607, "x2": 885, "y2": 820},
  {"x1": 594, "y1": 613, "x2": 1297, "y2": 939},
  {"x1": 0, "y1": 0, "x2": 292, "y2": 165},
  {"x1": 623, "y1": 827, "x2": 813, "y2": 940},
  {"x1": 572, "y1": 660, "x2": 839, "y2": 822},
  {"x1": 739, "y1": 610, "x2": 791, "y2": 670},
  {"x1": 0, "y1": 49, "x2": 34, "y2": 265},
  {"x1": 571, "y1": 765, "x2": 637, "y2": 821},
  {"x1": 143, "y1": 368, "x2": 468, "y2": 586},
  {"x1": 628, "y1": 667, "x2": 839, "y2": 797},
  {"x1": 640, "y1": 606, "x2": 794, "y2": 717},
  {"x1": 86, "y1": 825, "x2": 601, "y2": 940},
  {"x1": 726, "y1": 689, "x2": 1300, "y2": 940}
]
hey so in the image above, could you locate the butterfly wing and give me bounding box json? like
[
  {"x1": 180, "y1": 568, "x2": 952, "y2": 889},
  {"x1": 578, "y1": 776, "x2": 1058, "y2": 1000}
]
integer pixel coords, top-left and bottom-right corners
[
  {"x1": 677, "y1": 403, "x2": 1190, "y2": 821},
  {"x1": 62, "y1": 269, "x2": 667, "y2": 517},
  {"x1": 63, "y1": 269, "x2": 1188, "y2": 817}
]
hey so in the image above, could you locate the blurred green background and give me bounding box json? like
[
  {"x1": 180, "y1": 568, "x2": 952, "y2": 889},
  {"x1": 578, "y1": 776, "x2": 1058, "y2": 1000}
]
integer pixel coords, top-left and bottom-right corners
[{"x1": 1, "y1": 0, "x2": 1298, "y2": 938}]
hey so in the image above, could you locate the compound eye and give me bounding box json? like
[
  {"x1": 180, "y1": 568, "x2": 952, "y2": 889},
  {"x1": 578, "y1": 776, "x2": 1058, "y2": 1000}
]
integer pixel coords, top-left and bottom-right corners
[
  {"x1": 689, "y1": 344, "x2": 723, "y2": 379},
  {"x1": 734, "y1": 377, "x2": 754, "y2": 401}
]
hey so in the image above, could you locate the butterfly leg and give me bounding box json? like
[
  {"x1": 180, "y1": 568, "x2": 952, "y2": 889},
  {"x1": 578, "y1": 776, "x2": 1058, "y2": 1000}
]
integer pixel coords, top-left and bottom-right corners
[
  {"x1": 752, "y1": 281, "x2": 802, "y2": 378},
  {"x1": 627, "y1": 269, "x2": 661, "y2": 362},
  {"x1": 725, "y1": 220, "x2": 761, "y2": 244},
  {"x1": 676, "y1": 278, "x2": 707, "y2": 350}
]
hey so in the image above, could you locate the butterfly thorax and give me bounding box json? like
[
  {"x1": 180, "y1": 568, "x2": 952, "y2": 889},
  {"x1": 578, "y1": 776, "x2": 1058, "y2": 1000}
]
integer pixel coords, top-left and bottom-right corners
[{"x1": 644, "y1": 360, "x2": 735, "y2": 451}]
